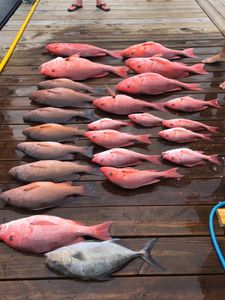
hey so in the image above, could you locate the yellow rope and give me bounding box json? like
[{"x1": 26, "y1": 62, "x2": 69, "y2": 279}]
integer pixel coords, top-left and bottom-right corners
[{"x1": 0, "y1": 0, "x2": 40, "y2": 73}]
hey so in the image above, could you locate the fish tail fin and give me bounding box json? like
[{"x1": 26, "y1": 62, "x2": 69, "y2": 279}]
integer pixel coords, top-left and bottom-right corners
[
  {"x1": 139, "y1": 238, "x2": 165, "y2": 270},
  {"x1": 206, "y1": 125, "x2": 218, "y2": 133},
  {"x1": 84, "y1": 110, "x2": 99, "y2": 121},
  {"x1": 208, "y1": 99, "x2": 220, "y2": 108},
  {"x1": 91, "y1": 86, "x2": 107, "y2": 96},
  {"x1": 201, "y1": 133, "x2": 213, "y2": 141},
  {"x1": 108, "y1": 50, "x2": 123, "y2": 58},
  {"x1": 183, "y1": 48, "x2": 196, "y2": 58},
  {"x1": 125, "y1": 121, "x2": 135, "y2": 127},
  {"x1": 113, "y1": 66, "x2": 129, "y2": 78},
  {"x1": 208, "y1": 154, "x2": 221, "y2": 165},
  {"x1": 146, "y1": 155, "x2": 161, "y2": 165},
  {"x1": 185, "y1": 83, "x2": 202, "y2": 91},
  {"x1": 137, "y1": 134, "x2": 151, "y2": 145},
  {"x1": 91, "y1": 221, "x2": 114, "y2": 240},
  {"x1": 190, "y1": 63, "x2": 208, "y2": 75},
  {"x1": 163, "y1": 167, "x2": 183, "y2": 178},
  {"x1": 80, "y1": 146, "x2": 94, "y2": 158},
  {"x1": 151, "y1": 102, "x2": 167, "y2": 112}
]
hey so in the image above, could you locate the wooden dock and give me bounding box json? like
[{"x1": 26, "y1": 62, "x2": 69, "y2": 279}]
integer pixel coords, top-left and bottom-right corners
[{"x1": 0, "y1": 0, "x2": 225, "y2": 298}]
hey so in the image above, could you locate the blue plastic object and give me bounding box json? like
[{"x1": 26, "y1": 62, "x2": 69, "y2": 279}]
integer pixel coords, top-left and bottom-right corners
[{"x1": 209, "y1": 201, "x2": 225, "y2": 270}]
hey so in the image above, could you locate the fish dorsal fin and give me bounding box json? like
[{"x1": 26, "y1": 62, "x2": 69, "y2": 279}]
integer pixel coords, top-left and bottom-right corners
[
  {"x1": 30, "y1": 220, "x2": 58, "y2": 226},
  {"x1": 72, "y1": 251, "x2": 85, "y2": 260},
  {"x1": 39, "y1": 124, "x2": 53, "y2": 129},
  {"x1": 143, "y1": 41, "x2": 154, "y2": 46},
  {"x1": 23, "y1": 183, "x2": 41, "y2": 192}
]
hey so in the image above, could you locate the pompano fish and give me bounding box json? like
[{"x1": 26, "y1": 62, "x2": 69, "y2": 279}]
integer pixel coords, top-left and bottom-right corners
[
  {"x1": 93, "y1": 94, "x2": 166, "y2": 114},
  {"x1": 84, "y1": 129, "x2": 151, "y2": 149},
  {"x1": 121, "y1": 41, "x2": 195, "y2": 59},
  {"x1": 162, "y1": 148, "x2": 221, "y2": 167},
  {"x1": 128, "y1": 113, "x2": 164, "y2": 127},
  {"x1": 159, "y1": 127, "x2": 212, "y2": 143},
  {"x1": 164, "y1": 96, "x2": 220, "y2": 112},
  {"x1": 16, "y1": 142, "x2": 93, "y2": 160},
  {"x1": 0, "y1": 181, "x2": 92, "y2": 210},
  {"x1": 101, "y1": 166, "x2": 182, "y2": 189},
  {"x1": 45, "y1": 239, "x2": 161, "y2": 280},
  {"x1": 9, "y1": 160, "x2": 99, "y2": 182},
  {"x1": 116, "y1": 73, "x2": 201, "y2": 95},
  {"x1": 92, "y1": 148, "x2": 161, "y2": 167},
  {"x1": 23, "y1": 107, "x2": 97, "y2": 124},
  {"x1": 162, "y1": 118, "x2": 218, "y2": 133},
  {"x1": 87, "y1": 118, "x2": 132, "y2": 130},
  {"x1": 125, "y1": 57, "x2": 208, "y2": 78},
  {"x1": 29, "y1": 87, "x2": 94, "y2": 108},
  {"x1": 45, "y1": 43, "x2": 122, "y2": 58},
  {"x1": 37, "y1": 78, "x2": 97, "y2": 94},
  {"x1": 39, "y1": 56, "x2": 129, "y2": 80},
  {"x1": 22, "y1": 124, "x2": 85, "y2": 142},
  {"x1": 0, "y1": 215, "x2": 113, "y2": 253}
]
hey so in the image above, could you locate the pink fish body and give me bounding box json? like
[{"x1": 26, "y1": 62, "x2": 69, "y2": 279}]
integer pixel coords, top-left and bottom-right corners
[
  {"x1": 39, "y1": 55, "x2": 128, "y2": 80},
  {"x1": 162, "y1": 118, "x2": 218, "y2": 133},
  {"x1": 159, "y1": 127, "x2": 212, "y2": 143},
  {"x1": 125, "y1": 57, "x2": 208, "y2": 78},
  {"x1": 93, "y1": 94, "x2": 165, "y2": 114},
  {"x1": 84, "y1": 129, "x2": 151, "y2": 149},
  {"x1": 164, "y1": 96, "x2": 220, "y2": 112},
  {"x1": 92, "y1": 148, "x2": 161, "y2": 167},
  {"x1": 87, "y1": 118, "x2": 132, "y2": 130},
  {"x1": 128, "y1": 113, "x2": 164, "y2": 127},
  {"x1": 121, "y1": 41, "x2": 195, "y2": 59},
  {"x1": 100, "y1": 166, "x2": 182, "y2": 189},
  {"x1": 45, "y1": 43, "x2": 122, "y2": 58},
  {"x1": 116, "y1": 73, "x2": 201, "y2": 95},
  {"x1": 0, "y1": 215, "x2": 113, "y2": 253},
  {"x1": 162, "y1": 148, "x2": 221, "y2": 167}
]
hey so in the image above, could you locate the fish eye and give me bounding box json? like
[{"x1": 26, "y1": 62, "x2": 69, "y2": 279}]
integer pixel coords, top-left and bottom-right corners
[
  {"x1": 127, "y1": 85, "x2": 130, "y2": 88},
  {"x1": 51, "y1": 69, "x2": 55, "y2": 73},
  {"x1": 131, "y1": 51, "x2": 135, "y2": 55},
  {"x1": 137, "y1": 65, "x2": 141, "y2": 68}
]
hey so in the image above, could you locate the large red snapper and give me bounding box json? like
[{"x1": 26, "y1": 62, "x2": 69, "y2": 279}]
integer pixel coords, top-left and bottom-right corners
[
  {"x1": 159, "y1": 127, "x2": 212, "y2": 143},
  {"x1": 162, "y1": 148, "x2": 220, "y2": 167},
  {"x1": 100, "y1": 166, "x2": 182, "y2": 189},
  {"x1": 45, "y1": 43, "x2": 122, "y2": 58},
  {"x1": 92, "y1": 148, "x2": 161, "y2": 167},
  {"x1": 39, "y1": 55, "x2": 129, "y2": 80},
  {"x1": 125, "y1": 57, "x2": 208, "y2": 78},
  {"x1": 164, "y1": 96, "x2": 220, "y2": 112},
  {"x1": 87, "y1": 118, "x2": 132, "y2": 130},
  {"x1": 116, "y1": 73, "x2": 201, "y2": 95},
  {"x1": 128, "y1": 113, "x2": 164, "y2": 127},
  {"x1": 121, "y1": 41, "x2": 195, "y2": 59},
  {"x1": 93, "y1": 94, "x2": 166, "y2": 114},
  {"x1": 84, "y1": 129, "x2": 151, "y2": 149},
  {"x1": 0, "y1": 215, "x2": 113, "y2": 253}
]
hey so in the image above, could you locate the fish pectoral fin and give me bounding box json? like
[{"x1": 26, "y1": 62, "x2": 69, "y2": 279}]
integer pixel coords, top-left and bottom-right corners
[
  {"x1": 37, "y1": 143, "x2": 52, "y2": 148},
  {"x1": 23, "y1": 184, "x2": 41, "y2": 191},
  {"x1": 95, "y1": 274, "x2": 112, "y2": 281},
  {"x1": 31, "y1": 165, "x2": 47, "y2": 169},
  {"x1": 72, "y1": 251, "x2": 85, "y2": 260},
  {"x1": 94, "y1": 72, "x2": 109, "y2": 78},
  {"x1": 30, "y1": 220, "x2": 58, "y2": 226}
]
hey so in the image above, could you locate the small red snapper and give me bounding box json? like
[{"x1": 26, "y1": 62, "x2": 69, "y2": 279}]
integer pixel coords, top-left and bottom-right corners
[
  {"x1": 162, "y1": 148, "x2": 221, "y2": 167},
  {"x1": 84, "y1": 129, "x2": 151, "y2": 149},
  {"x1": 100, "y1": 167, "x2": 182, "y2": 189},
  {"x1": 0, "y1": 215, "x2": 113, "y2": 253},
  {"x1": 125, "y1": 57, "x2": 208, "y2": 78},
  {"x1": 87, "y1": 118, "x2": 132, "y2": 130},
  {"x1": 164, "y1": 96, "x2": 220, "y2": 112},
  {"x1": 128, "y1": 113, "x2": 164, "y2": 127},
  {"x1": 159, "y1": 127, "x2": 212, "y2": 143},
  {"x1": 162, "y1": 118, "x2": 218, "y2": 133},
  {"x1": 116, "y1": 73, "x2": 201, "y2": 95},
  {"x1": 92, "y1": 148, "x2": 161, "y2": 167},
  {"x1": 93, "y1": 94, "x2": 166, "y2": 114},
  {"x1": 39, "y1": 56, "x2": 129, "y2": 80},
  {"x1": 45, "y1": 43, "x2": 122, "y2": 58},
  {"x1": 121, "y1": 41, "x2": 195, "y2": 59}
]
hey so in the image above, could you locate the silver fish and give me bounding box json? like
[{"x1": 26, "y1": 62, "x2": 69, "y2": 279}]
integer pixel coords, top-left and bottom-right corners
[
  {"x1": 9, "y1": 160, "x2": 99, "y2": 182},
  {"x1": 45, "y1": 239, "x2": 162, "y2": 281},
  {"x1": 29, "y1": 87, "x2": 94, "y2": 108},
  {"x1": 16, "y1": 142, "x2": 93, "y2": 160},
  {"x1": 22, "y1": 124, "x2": 85, "y2": 142},
  {"x1": 0, "y1": 181, "x2": 92, "y2": 210},
  {"x1": 23, "y1": 107, "x2": 97, "y2": 124},
  {"x1": 37, "y1": 78, "x2": 97, "y2": 93}
]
